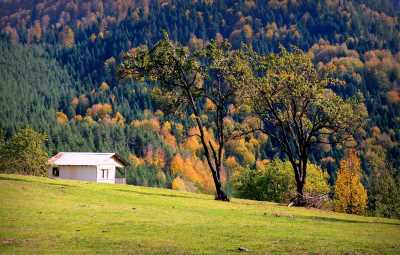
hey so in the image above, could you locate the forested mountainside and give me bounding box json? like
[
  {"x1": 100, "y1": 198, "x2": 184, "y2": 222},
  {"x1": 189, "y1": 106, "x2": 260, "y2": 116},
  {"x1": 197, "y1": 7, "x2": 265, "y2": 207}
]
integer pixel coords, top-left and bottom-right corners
[{"x1": 0, "y1": 1, "x2": 399, "y2": 207}]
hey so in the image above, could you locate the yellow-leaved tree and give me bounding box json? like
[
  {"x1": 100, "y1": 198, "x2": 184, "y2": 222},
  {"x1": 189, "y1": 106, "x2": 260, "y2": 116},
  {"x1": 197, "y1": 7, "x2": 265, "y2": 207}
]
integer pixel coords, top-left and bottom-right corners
[
  {"x1": 334, "y1": 150, "x2": 367, "y2": 215},
  {"x1": 172, "y1": 176, "x2": 186, "y2": 191},
  {"x1": 62, "y1": 26, "x2": 75, "y2": 48}
]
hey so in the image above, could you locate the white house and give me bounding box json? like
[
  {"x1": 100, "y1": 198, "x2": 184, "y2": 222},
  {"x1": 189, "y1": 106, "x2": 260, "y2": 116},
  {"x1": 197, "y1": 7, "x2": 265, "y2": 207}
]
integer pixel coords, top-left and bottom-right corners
[{"x1": 48, "y1": 152, "x2": 128, "y2": 184}]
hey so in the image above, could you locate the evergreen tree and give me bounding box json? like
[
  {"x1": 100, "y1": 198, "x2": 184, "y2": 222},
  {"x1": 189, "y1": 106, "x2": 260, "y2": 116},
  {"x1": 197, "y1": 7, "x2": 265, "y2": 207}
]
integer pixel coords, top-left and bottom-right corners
[{"x1": 368, "y1": 165, "x2": 400, "y2": 218}]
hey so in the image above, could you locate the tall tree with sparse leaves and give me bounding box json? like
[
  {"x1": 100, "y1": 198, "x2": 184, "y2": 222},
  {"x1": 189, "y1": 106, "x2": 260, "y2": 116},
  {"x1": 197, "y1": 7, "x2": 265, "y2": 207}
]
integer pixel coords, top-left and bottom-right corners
[{"x1": 119, "y1": 34, "x2": 250, "y2": 201}]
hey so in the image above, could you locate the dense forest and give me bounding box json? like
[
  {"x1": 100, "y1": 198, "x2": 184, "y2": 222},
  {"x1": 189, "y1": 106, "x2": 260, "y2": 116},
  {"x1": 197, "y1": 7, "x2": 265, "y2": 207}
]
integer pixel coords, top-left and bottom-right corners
[{"x1": 0, "y1": 0, "x2": 399, "y2": 216}]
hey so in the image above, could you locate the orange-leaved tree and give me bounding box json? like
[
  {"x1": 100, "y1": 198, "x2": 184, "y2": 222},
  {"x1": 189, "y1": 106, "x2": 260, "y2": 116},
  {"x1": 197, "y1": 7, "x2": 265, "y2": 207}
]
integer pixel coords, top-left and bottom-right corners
[{"x1": 334, "y1": 150, "x2": 367, "y2": 215}]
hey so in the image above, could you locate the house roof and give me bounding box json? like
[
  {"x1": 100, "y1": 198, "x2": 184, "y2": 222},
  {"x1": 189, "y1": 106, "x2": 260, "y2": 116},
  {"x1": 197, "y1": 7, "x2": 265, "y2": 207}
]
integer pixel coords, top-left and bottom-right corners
[{"x1": 48, "y1": 152, "x2": 128, "y2": 167}]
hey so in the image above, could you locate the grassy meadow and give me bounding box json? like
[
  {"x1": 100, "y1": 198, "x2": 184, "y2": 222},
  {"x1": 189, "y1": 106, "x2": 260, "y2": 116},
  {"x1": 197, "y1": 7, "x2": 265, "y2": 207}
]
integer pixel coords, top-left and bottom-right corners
[{"x1": 0, "y1": 174, "x2": 399, "y2": 254}]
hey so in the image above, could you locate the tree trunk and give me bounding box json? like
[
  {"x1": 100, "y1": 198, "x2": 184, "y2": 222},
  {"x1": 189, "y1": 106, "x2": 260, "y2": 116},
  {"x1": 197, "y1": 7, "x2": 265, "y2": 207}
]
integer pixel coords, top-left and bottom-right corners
[
  {"x1": 215, "y1": 182, "x2": 229, "y2": 201},
  {"x1": 292, "y1": 180, "x2": 306, "y2": 206},
  {"x1": 186, "y1": 89, "x2": 229, "y2": 202},
  {"x1": 211, "y1": 166, "x2": 229, "y2": 201},
  {"x1": 296, "y1": 180, "x2": 304, "y2": 196}
]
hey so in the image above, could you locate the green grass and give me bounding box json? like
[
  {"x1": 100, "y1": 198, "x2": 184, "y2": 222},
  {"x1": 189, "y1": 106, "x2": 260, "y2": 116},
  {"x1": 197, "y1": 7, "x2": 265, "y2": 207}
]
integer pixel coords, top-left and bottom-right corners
[{"x1": 0, "y1": 174, "x2": 399, "y2": 254}]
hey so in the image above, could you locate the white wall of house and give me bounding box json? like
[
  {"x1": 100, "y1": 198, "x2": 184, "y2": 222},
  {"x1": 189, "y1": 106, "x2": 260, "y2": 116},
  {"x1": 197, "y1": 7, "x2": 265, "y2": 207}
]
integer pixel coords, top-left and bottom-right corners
[
  {"x1": 48, "y1": 165, "x2": 98, "y2": 182},
  {"x1": 96, "y1": 164, "x2": 116, "y2": 184},
  {"x1": 48, "y1": 165, "x2": 123, "y2": 184}
]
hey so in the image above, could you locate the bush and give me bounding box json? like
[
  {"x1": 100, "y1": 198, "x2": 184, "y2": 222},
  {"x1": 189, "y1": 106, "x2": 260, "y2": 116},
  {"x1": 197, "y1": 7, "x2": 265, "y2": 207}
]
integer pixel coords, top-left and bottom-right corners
[{"x1": 234, "y1": 159, "x2": 330, "y2": 203}]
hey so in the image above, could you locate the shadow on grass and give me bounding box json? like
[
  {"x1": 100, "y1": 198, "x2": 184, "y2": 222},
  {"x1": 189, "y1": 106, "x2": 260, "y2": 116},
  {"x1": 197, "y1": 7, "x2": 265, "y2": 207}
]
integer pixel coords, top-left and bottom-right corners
[
  {"x1": 0, "y1": 175, "x2": 76, "y2": 188},
  {"x1": 277, "y1": 213, "x2": 400, "y2": 226},
  {"x1": 114, "y1": 188, "x2": 212, "y2": 202}
]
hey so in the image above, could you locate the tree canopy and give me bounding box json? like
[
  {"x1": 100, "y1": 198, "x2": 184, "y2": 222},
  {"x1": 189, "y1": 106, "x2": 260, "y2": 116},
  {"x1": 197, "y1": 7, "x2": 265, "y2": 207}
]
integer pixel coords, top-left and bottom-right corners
[
  {"x1": 119, "y1": 34, "x2": 251, "y2": 201},
  {"x1": 0, "y1": 127, "x2": 48, "y2": 176},
  {"x1": 243, "y1": 47, "x2": 367, "y2": 204}
]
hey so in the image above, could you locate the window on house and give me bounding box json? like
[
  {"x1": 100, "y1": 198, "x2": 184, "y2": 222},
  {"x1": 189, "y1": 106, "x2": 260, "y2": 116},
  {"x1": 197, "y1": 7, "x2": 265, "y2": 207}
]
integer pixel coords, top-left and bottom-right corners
[
  {"x1": 52, "y1": 167, "x2": 59, "y2": 177},
  {"x1": 101, "y1": 169, "x2": 109, "y2": 179}
]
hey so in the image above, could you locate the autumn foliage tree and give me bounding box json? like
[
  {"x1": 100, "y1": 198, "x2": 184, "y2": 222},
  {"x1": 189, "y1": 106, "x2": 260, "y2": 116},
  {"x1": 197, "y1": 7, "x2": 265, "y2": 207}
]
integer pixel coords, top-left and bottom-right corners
[
  {"x1": 62, "y1": 26, "x2": 75, "y2": 48},
  {"x1": 334, "y1": 150, "x2": 368, "y2": 215},
  {"x1": 172, "y1": 176, "x2": 186, "y2": 191}
]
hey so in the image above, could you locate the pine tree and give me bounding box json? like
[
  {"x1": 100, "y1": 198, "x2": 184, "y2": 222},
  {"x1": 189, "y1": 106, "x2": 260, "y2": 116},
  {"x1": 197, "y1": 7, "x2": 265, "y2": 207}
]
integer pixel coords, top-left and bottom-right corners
[{"x1": 368, "y1": 165, "x2": 400, "y2": 218}]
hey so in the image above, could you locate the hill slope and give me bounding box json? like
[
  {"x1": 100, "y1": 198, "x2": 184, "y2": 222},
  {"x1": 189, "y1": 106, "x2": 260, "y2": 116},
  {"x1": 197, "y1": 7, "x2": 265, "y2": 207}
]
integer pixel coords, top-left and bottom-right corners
[
  {"x1": 0, "y1": 39, "x2": 74, "y2": 135},
  {"x1": 1, "y1": 0, "x2": 400, "y2": 200},
  {"x1": 0, "y1": 174, "x2": 399, "y2": 254}
]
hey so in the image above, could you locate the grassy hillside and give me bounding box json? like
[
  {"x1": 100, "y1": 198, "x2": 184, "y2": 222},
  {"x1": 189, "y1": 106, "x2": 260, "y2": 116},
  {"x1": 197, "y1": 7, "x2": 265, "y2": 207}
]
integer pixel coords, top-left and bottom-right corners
[{"x1": 0, "y1": 174, "x2": 399, "y2": 254}]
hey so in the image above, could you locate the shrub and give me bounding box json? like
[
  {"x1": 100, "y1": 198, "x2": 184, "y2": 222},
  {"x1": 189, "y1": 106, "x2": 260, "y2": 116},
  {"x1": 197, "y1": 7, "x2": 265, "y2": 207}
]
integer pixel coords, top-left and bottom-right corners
[{"x1": 234, "y1": 159, "x2": 329, "y2": 203}]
